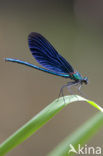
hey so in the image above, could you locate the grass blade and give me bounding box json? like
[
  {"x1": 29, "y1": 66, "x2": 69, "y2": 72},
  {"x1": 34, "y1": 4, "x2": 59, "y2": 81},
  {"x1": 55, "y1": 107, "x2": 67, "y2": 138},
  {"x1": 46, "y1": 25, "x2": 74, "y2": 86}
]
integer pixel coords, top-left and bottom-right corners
[
  {"x1": 0, "y1": 95, "x2": 102, "y2": 155},
  {"x1": 48, "y1": 112, "x2": 103, "y2": 156}
]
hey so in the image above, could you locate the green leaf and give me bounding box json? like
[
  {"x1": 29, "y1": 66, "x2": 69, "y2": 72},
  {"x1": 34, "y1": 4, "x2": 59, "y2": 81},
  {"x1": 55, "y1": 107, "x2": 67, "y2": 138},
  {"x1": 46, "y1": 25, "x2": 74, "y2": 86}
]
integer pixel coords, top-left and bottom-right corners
[
  {"x1": 0, "y1": 95, "x2": 102, "y2": 156},
  {"x1": 48, "y1": 112, "x2": 103, "y2": 156}
]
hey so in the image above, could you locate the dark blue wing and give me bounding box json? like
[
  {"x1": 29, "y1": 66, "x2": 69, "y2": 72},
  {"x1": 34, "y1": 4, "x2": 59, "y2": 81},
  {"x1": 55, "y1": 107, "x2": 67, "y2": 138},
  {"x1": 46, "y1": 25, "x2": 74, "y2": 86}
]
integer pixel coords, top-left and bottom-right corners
[{"x1": 28, "y1": 32, "x2": 74, "y2": 74}]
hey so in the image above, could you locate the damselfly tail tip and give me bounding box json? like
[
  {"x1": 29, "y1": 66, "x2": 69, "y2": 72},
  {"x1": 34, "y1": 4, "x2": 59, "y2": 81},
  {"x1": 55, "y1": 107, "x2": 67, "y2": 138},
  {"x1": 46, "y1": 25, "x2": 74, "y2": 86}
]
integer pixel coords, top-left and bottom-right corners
[
  {"x1": 4, "y1": 58, "x2": 14, "y2": 63},
  {"x1": 4, "y1": 57, "x2": 7, "y2": 62},
  {"x1": 4, "y1": 58, "x2": 13, "y2": 62},
  {"x1": 4, "y1": 58, "x2": 9, "y2": 62}
]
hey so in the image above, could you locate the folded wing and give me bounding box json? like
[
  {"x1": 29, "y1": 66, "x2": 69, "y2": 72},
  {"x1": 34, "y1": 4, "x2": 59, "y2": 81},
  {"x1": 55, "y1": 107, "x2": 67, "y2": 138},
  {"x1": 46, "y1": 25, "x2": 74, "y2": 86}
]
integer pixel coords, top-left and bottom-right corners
[{"x1": 28, "y1": 32, "x2": 74, "y2": 74}]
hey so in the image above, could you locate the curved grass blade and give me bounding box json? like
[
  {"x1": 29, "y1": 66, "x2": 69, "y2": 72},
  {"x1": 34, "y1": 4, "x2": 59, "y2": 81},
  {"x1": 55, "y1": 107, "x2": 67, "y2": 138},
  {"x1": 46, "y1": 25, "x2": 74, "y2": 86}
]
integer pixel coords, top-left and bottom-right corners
[
  {"x1": 48, "y1": 112, "x2": 103, "y2": 156},
  {"x1": 0, "y1": 95, "x2": 102, "y2": 156}
]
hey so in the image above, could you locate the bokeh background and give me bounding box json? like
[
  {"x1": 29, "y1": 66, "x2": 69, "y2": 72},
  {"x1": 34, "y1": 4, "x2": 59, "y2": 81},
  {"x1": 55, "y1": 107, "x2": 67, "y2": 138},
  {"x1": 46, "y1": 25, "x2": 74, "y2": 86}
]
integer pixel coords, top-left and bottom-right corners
[{"x1": 0, "y1": 0, "x2": 103, "y2": 155}]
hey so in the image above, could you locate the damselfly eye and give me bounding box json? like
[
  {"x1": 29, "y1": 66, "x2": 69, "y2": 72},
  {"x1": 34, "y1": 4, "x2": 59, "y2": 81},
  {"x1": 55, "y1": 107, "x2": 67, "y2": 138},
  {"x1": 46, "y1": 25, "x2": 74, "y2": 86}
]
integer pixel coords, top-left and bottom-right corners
[{"x1": 83, "y1": 77, "x2": 88, "y2": 84}]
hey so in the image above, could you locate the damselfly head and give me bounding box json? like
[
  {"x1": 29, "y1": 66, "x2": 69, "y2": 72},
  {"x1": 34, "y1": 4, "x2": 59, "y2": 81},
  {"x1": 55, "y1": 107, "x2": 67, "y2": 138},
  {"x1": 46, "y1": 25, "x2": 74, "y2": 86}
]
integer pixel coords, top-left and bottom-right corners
[{"x1": 83, "y1": 77, "x2": 88, "y2": 85}]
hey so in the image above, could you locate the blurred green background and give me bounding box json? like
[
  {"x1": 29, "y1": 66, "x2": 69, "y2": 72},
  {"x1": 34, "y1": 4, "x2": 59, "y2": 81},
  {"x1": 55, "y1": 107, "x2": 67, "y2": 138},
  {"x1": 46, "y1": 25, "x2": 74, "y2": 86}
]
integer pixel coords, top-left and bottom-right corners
[{"x1": 0, "y1": 0, "x2": 103, "y2": 155}]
